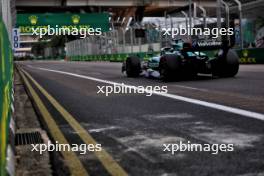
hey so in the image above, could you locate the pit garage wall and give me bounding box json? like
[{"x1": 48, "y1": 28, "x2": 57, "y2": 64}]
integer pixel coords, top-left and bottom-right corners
[{"x1": 0, "y1": 16, "x2": 14, "y2": 176}]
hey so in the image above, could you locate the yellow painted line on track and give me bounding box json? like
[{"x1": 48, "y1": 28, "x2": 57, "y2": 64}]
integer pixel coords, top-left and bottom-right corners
[
  {"x1": 18, "y1": 68, "x2": 89, "y2": 176},
  {"x1": 21, "y1": 68, "x2": 128, "y2": 176}
]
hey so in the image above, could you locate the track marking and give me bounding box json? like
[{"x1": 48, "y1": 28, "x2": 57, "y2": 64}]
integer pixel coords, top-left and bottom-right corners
[
  {"x1": 18, "y1": 68, "x2": 89, "y2": 176},
  {"x1": 89, "y1": 126, "x2": 119, "y2": 133},
  {"x1": 29, "y1": 66, "x2": 264, "y2": 121},
  {"x1": 171, "y1": 84, "x2": 207, "y2": 91},
  {"x1": 21, "y1": 68, "x2": 128, "y2": 176}
]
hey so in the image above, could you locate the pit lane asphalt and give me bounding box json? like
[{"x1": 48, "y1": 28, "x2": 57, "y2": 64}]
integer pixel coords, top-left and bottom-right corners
[{"x1": 18, "y1": 61, "x2": 264, "y2": 176}]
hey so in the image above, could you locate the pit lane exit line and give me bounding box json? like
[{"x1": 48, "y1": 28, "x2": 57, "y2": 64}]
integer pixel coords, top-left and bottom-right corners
[{"x1": 29, "y1": 66, "x2": 264, "y2": 121}]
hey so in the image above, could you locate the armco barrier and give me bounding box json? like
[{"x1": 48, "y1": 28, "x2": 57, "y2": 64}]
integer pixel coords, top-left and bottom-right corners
[
  {"x1": 0, "y1": 17, "x2": 14, "y2": 176},
  {"x1": 68, "y1": 48, "x2": 264, "y2": 64}
]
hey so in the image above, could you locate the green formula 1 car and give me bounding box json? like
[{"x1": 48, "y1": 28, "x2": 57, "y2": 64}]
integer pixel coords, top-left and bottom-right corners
[{"x1": 122, "y1": 39, "x2": 239, "y2": 81}]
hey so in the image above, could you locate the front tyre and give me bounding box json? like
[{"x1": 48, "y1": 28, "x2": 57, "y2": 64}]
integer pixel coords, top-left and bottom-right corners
[{"x1": 126, "y1": 56, "x2": 141, "y2": 77}]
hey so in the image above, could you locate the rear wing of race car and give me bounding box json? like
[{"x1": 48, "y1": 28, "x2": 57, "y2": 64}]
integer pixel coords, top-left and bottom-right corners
[
  {"x1": 178, "y1": 40, "x2": 232, "y2": 59},
  {"x1": 185, "y1": 40, "x2": 230, "y2": 51}
]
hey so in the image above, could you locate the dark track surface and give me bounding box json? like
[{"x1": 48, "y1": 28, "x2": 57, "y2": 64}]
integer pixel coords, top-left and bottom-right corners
[{"x1": 18, "y1": 61, "x2": 264, "y2": 176}]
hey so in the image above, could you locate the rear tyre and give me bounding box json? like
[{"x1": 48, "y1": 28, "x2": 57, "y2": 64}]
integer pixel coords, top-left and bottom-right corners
[
  {"x1": 126, "y1": 56, "x2": 141, "y2": 77},
  {"x1": 212, "y1": 49, "x2": 239, "y2": 77},
  {"x1": 159, "y1": 55, "x2": 181, "y2": 81}
]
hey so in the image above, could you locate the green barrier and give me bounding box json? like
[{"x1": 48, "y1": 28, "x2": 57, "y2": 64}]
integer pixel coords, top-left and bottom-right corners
[
  {"x1": 103, "y1": 54, "x2": 108, "y2": 61},
  {"x1": 68, "y1": 48, "x2": 264, "y2": 64},
  {"x1": 85, "y1": 55, "x2": 89, "y2": 61},
  {"x1": 202, "y1": 48, "x2": 264, "y2": 64},
  {"x1": 236, "y1": 48, "x2": 264, "y2": 64},
  {"x1": 0, "y1": 17, "x2": 13, "y2": 176}
]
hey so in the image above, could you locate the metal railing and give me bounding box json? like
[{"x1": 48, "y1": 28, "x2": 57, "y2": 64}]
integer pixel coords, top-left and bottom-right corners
[{"x1": 66, "y1": 28, "x2": 164, "y2": 57}]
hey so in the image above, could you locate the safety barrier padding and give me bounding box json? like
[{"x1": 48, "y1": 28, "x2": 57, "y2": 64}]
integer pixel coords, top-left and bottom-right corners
[{"x1": 0, "y1": 17, "x2": 14, "y2": 176}]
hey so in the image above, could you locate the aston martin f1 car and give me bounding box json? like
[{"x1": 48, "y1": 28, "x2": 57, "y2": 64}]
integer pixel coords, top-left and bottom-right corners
[{"x1": 122, "y1": 40, "x2": 239, "y2": 81}]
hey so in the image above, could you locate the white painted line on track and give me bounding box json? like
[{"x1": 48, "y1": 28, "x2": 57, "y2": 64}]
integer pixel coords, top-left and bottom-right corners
[
  {"x1": 171, "y1": 85, "x2": 208, "y2": 91},
  {"x1": 29, "y1": 66, "x2": 264, "y2": 121}
]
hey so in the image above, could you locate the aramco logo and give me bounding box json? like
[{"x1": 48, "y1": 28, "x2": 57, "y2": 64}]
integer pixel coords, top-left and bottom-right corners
[
  {"x1": 28, "y1": 15, "x2": 38, "y2": 25},
  {"x1": 72, "y1": 15, "x2": 80, "y2": 24}
]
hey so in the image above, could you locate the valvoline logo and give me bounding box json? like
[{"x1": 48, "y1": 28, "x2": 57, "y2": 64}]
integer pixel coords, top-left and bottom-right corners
[{"x1": 196, "y1": 41, "x2": 222, "y2": 47}]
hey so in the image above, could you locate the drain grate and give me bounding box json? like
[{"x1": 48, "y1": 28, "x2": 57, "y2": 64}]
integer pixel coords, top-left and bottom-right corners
[{"x1": 15, "y1": 131, "x2": 44, "y2": 146}]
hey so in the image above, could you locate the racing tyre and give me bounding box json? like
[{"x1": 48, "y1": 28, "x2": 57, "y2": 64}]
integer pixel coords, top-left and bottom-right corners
[
  {"x1": 159, "y1": 55, "x2": 181, "y2": 81},
  {"x1": 126, "y1": 56, "x2": 141, "y2": 77},
  {"x1": 212, "y1": 49, "x2": 239, "y2": 77}
]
